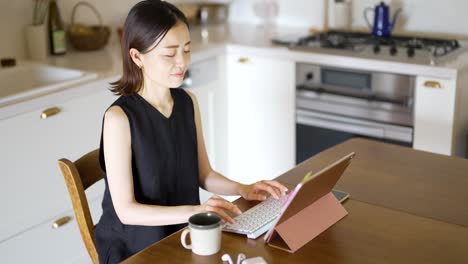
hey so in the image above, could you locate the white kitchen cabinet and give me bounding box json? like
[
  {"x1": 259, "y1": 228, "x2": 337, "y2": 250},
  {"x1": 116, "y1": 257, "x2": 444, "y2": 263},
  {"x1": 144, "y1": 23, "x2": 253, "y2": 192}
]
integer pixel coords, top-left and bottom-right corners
[
  {"x1": 184, "y1": 57, "x2": 220, "y2": 169},
  {"x1": 413, "y1": 76, "x2": 456, "y2": 155},
  {"x1": 183, "y1": 57, "x2": 223, "y2": 203},
  {"x1": 0, "y1": 79, "x2": 115, "y2": 262},
  {"x1": 187, "y1": 81, "x2": 217, "y2": 165},
  {"x1": 224, "y1": 54, "x2": 295, "y2": 184},
  {"x1": 0, "y1": 196, "x2": 103, "y2": 264}
]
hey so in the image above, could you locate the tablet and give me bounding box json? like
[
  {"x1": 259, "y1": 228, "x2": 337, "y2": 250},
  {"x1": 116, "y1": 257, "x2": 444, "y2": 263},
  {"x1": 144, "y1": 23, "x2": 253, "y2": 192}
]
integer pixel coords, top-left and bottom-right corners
[{"x1": 264, "y1": 152, "x2": 355, "y2": 242}]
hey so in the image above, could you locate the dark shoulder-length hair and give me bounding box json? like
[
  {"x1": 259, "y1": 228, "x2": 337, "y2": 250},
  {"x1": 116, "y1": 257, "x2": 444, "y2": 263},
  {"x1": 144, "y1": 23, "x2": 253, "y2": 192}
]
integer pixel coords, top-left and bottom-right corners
[{"x1": 110, "y1": 0, "x2": 189, "y2": 95}]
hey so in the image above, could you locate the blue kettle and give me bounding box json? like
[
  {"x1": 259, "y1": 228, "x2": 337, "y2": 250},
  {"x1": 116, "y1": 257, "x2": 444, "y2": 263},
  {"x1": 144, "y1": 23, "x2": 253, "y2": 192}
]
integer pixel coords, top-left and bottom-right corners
[{"x1": 364, "y1": 2, "x2": 401, "y2": 37}]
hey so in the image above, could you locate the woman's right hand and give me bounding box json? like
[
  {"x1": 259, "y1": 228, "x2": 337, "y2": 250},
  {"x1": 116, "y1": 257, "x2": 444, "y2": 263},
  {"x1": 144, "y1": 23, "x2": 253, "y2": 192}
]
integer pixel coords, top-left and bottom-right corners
[{"x1": 196, "y1": 195, "x2": 242, "y2": 224}]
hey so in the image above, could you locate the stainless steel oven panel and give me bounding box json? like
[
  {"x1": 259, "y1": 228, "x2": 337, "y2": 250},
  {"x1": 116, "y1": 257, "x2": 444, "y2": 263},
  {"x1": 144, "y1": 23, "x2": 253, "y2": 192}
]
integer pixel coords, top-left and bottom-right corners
[
  {"x1": 296, "y1": 63, "x2": 415, "y2": 105},
  {"x1": 372, "y1": 72, "x2": 415, "y2": 102},
  {"x1": 297, "y1": 89, "x2": 411, "y2": 112},
  {"x1": 322, "y1": 66, "x2": 373, "y2": 90},
  {"x1": 296, "y1": 109, "x2": 413, "y2": 143},
  {"x1": 296, "y1": 89, "x2": 413, "y2": 127},
  {"x1": 296, "y1": 63, "x2": 320, "y2": 86}
]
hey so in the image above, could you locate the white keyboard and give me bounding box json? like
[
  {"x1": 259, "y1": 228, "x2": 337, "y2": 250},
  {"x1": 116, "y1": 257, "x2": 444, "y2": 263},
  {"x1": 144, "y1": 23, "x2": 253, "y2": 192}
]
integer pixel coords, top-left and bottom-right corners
[{"x1": 222, "y1": 195, "x2": 288, "y2": 239}]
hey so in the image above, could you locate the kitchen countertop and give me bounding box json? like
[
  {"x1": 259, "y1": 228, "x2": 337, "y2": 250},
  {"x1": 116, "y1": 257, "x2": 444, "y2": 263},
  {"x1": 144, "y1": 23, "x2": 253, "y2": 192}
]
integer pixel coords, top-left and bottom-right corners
[{"x1": 2, "y1": 22, "x2": 468, "y2": 120}]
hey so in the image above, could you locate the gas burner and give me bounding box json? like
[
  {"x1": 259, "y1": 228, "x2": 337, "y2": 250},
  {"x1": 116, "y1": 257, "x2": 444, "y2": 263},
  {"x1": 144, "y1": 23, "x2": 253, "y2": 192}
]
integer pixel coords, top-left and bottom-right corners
[
  {"x1": 292, "y1": 30, "x2": 460, "y2": 61},
  {"x1": 298, "y1": 32, "x2": 362, "y2": 50}
]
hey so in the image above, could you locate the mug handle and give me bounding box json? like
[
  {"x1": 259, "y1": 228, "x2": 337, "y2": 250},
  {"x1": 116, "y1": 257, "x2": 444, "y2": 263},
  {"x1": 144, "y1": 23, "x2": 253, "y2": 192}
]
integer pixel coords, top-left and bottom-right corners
[{"x1": 181, "y1": 229, "x2": 192, "y2": 249}]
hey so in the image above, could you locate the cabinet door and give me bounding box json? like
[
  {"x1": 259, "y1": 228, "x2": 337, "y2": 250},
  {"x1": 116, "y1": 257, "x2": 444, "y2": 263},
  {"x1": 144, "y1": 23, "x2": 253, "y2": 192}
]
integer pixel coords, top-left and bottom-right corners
[
  {"x1": 184, "y1": 82, "x2": 217, "y2": 168},
  {"x1": 0, "y1": 86, "x2": 114, "y2": 241},
  {"x1": 225, "y1": 54, "x2": 295, "y2": 184},
  {"x1": 0, "y1": 195, "x2": 103, "y2": 264},
  {"x1": 184, "y1": 83, "x2": 218, "y2": 204},
  {"x1": 413, "y1": 76, "x2": 456, "y2": 155},
  {"x1": 183, "y1": 58, "x2": 223, "y2": 203}
]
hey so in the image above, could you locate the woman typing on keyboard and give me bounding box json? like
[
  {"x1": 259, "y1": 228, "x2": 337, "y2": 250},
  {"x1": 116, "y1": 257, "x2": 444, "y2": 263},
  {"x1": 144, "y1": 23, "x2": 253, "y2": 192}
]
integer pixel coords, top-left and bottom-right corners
[{"x1": 94, "y1": 1, "x2": 288, "y2": 263}]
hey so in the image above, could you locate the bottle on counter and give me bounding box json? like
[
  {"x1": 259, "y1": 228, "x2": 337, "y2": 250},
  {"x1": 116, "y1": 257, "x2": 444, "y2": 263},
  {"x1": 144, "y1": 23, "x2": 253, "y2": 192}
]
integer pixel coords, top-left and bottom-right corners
[{"x1": 48, "y1": 0, "x2": 66, "y2": 55}]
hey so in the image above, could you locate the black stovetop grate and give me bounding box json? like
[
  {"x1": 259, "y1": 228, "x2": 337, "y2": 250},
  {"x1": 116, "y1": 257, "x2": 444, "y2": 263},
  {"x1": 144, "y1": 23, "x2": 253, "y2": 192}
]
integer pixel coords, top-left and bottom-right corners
[{"x1": 296, "y1": 30, "x2": 460, "y2": 57}]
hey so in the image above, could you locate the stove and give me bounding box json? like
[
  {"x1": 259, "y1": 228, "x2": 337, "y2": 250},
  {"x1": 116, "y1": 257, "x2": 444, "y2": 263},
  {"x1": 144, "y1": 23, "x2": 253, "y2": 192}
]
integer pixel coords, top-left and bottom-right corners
[{"x1": 273, "y1": 30, "x2": 462, "y2": 65}]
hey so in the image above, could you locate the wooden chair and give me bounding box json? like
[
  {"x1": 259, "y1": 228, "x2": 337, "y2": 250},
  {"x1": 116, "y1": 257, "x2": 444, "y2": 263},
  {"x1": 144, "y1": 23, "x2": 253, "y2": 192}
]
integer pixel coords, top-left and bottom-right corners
[{"x1": 58, "y1": 149, "x2": 101, "y2": 264}]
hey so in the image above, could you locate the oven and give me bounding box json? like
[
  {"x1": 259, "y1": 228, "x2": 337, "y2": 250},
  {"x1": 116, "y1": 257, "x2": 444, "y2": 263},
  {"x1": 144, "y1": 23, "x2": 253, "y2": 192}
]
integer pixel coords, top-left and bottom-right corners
[{"x1": 295, "y1": 63, "x2": 415, "y2": 164}]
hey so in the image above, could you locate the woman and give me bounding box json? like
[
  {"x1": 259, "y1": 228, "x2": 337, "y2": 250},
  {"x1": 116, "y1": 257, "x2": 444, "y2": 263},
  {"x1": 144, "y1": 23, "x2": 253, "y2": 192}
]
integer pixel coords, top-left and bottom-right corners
[{"x1": 94, "y1": 1, "x2": 288, "y2": 263}]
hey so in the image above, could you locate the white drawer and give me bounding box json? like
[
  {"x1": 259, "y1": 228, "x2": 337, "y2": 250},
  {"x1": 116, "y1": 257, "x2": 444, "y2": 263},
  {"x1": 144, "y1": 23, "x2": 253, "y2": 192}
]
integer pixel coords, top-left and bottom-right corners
[
  {"x1": 0, "y1": 89, "x2": 113, "y2": 241},
  {"x1": 0, "y1": 196, "x2": 103, "y2": 264}
]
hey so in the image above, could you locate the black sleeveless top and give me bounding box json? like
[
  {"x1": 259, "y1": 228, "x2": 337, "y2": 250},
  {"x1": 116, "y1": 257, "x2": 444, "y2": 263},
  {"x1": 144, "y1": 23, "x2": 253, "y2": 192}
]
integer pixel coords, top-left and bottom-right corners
[{"x1": 94, "y1": 88, "x2": 200, "y2": 264}]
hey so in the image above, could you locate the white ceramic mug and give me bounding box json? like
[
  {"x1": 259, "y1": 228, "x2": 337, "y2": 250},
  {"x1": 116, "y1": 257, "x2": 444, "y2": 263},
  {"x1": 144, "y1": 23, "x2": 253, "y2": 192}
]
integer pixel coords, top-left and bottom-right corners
[{"x1": 180, "y1": 212, "x2": 222, "y2": 256}]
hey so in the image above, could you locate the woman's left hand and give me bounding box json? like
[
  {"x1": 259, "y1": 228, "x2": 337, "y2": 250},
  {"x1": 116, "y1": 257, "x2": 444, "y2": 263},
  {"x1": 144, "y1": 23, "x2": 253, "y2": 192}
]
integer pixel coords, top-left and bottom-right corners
[{"x1": 238, "y1": 180, "x2": 288, "y2": 201}]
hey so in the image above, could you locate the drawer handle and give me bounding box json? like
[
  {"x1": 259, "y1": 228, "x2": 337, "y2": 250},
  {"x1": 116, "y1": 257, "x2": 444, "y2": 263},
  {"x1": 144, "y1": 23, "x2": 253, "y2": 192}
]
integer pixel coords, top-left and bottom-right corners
[
  {"x1": 423, "y1": 81, "x2": 442, "y2": 89},
  {"x1": 40, "y1": 107, "x2": 61, "y2": 119},
  {"x1": 238, "y1": 57, "x2": 249, "y2": 63},
  {"x1": 52, "y1": 216, "x2": 71, "y2": 229}
]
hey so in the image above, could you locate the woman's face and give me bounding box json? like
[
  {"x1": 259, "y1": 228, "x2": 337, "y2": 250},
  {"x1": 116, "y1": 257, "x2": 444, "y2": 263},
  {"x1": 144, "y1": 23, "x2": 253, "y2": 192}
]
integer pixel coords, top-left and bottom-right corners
[{"x1": 135, "y1": 21, "x2": 191, "y2": 90}]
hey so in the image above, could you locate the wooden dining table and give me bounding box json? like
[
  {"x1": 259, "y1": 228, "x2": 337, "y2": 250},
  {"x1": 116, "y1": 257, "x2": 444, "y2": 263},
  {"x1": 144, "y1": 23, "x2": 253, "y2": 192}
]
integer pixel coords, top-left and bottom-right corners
[{"x1": 122, "y1": 138, "x2": 468, "y2": 264}]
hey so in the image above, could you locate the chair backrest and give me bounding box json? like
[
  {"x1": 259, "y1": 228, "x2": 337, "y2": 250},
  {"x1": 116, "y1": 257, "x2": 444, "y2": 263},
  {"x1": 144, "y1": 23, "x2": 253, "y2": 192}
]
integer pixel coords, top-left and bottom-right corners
[{"x1": 58, "y1": 149, "x2": 102, "y2": 264}]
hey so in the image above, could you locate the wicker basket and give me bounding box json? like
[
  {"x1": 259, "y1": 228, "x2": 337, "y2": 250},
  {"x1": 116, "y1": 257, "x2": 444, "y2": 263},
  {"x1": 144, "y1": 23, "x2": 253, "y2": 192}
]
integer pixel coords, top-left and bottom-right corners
[{"x1": 67, "y1": 1, "x2": 110, "y2": 51}]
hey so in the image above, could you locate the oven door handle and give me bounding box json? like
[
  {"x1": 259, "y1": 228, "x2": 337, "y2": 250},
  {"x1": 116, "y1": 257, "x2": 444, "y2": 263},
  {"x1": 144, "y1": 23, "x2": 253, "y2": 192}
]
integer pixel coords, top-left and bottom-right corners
[{"x1": 297, "y1": 111, "x2": 386, "y2": 139}]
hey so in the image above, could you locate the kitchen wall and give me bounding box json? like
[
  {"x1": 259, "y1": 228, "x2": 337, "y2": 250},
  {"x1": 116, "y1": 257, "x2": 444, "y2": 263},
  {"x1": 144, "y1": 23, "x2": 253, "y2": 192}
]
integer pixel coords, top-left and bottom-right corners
[
  {"x1": 229, "y1": 0, "x2": 468, "y2": 37},
  {"x1": 0, "y1": 1, "x2": 33, "y2": 60},
  {"x1": 229, "y1": 0, "x2": 325, "y2": 28},
  {"x1": 1, "y1": 0, "x2": 467, "y2": 60},
  {"x1": 0, "y1": 0, "x2": 139, "y2": 60},
  {"x1": 351, "y1": 0, "x2": 468, "y2": 35}
]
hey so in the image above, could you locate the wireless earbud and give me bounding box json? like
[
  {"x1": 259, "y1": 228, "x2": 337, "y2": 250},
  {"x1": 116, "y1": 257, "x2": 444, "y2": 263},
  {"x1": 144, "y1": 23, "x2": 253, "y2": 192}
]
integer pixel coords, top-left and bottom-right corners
[
  {"x1": 237, "y1": 253, "x2": 246, "y2": 264},
  {"x1": 222, "y1": 253, "x2": 234, "y2": 264}
]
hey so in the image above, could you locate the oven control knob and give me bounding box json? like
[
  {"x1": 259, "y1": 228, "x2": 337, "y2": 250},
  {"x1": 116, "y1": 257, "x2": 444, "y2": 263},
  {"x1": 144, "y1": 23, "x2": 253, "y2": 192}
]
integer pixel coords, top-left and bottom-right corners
[
  {"x1": 373, "y1": 44, "x2": 380, "y2": 54},
  {"x1": 407, "y1": 46, "x2": 415, "y2": 57},
  {"x1": 390, "y1": 45, "x2": 398, "y2": 56},
  {"x1": 306, "y1": 72, "x2": 314, "y2": 80}
]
